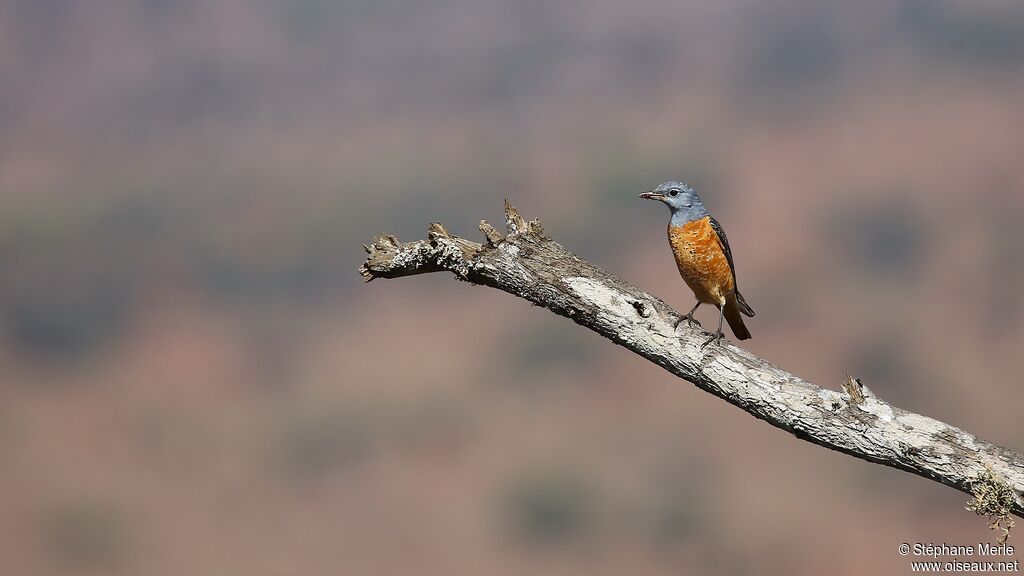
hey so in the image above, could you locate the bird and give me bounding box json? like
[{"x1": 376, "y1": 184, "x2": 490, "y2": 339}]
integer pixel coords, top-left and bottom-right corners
[{"x1": 639, "y1": 181, "x2": 754, "y2": 347}]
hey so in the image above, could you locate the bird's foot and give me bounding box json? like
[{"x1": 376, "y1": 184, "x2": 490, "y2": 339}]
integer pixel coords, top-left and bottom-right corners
[
  {"x1": 700, "y1": 331, "x2": 725, "y2": 350},
  {"x1": 674, "y1": 313, "x2": 701, "y2": 330}
]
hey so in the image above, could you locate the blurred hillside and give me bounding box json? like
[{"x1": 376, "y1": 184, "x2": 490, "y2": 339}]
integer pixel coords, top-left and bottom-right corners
[{"x1": 1, "y1": 0, "x2": 1022, "y2": 574}]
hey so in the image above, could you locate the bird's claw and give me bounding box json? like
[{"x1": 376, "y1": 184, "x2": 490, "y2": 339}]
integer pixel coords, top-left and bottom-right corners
[
  {"x1": 700, "y1": 331, "x2": 725, "y2": 350},
  {"x1": 674, "y1": 314, "x2": 701, "y2": 330}
]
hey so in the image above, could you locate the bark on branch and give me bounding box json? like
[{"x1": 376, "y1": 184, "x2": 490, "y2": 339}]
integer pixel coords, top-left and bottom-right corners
[{"x1": 359, "y1": 201, "x2": 1024, "y2": 525}]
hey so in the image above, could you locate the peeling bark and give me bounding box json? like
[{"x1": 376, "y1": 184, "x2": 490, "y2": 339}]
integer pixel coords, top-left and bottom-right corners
[{"x1": 359, "y1": 201, "x2": 1024, "y2": 521}]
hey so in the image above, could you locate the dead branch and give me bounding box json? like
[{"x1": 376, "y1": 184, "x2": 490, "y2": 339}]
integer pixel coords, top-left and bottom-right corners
[{"x1": 359, "y1": 201, "x2": 1024, "y2": 523}]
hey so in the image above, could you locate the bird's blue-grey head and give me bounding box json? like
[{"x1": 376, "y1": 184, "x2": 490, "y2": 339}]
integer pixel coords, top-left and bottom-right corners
[{"x1": 639, "y1": 181, "x2": 708, "y2": 225}]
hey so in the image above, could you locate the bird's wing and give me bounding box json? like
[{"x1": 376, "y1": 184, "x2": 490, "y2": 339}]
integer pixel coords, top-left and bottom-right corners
[
  {"x1": 708, "y1": 217, "x2": 737, "y2": 280},
  {"x1": 709, "y1": 216, "x2": 755, "y2": 317}
]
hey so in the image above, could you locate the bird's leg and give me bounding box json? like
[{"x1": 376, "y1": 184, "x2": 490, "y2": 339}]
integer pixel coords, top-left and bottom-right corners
[
  {"x1": 701, "y1": 304, "x2": 726, "y2": 349},
  {"x1": 674, "y1": 302, "x2": 702, "y2": 329}
]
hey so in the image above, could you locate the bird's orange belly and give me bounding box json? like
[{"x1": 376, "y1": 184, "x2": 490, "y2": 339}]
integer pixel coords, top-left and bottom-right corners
[{"x1": 668, "y1": 217, "x2": 735, "y2": 305}]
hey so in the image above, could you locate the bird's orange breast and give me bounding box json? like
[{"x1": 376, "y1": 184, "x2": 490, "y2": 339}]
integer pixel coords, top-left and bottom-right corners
[{"x1": 668, "y1": 216, "x2": 735, "y2": 305}]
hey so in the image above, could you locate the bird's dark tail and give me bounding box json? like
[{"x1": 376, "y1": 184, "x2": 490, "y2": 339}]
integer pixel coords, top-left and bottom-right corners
[{"x1": 725, "y1": 294, "x2": 752, "y2": 340}]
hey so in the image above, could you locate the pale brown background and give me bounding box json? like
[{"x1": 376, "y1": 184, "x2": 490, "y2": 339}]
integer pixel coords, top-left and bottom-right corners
[{"x1": 1, "y1": 1, "x2": 1023, "y2": 574}]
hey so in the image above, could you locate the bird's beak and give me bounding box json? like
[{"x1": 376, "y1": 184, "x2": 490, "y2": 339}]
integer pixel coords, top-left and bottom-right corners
[{"x1": 638, "y1": 190, "x2": 663, "y2": 201}]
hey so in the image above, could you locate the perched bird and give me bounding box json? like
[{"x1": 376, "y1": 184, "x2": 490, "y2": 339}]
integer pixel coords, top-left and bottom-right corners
[{"x1": 640, "y1": 181, "x2": 754, "y2": 347}]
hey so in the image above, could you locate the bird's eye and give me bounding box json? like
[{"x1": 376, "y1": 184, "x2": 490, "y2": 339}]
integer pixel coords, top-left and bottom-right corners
[{"x1": 669, "y1": 189, "x2": 680, "y2": 197}]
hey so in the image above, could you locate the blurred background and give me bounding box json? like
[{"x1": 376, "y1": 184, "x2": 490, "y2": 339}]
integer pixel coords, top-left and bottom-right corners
[{"x1": 1, "y1": 0, "x2": 1023, "y2": 574}]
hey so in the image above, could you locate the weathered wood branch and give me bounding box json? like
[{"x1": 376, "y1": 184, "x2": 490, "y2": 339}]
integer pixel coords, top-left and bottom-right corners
[{"x1": 360, "y1": 201, "x2": 1024, "y2": 523}]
